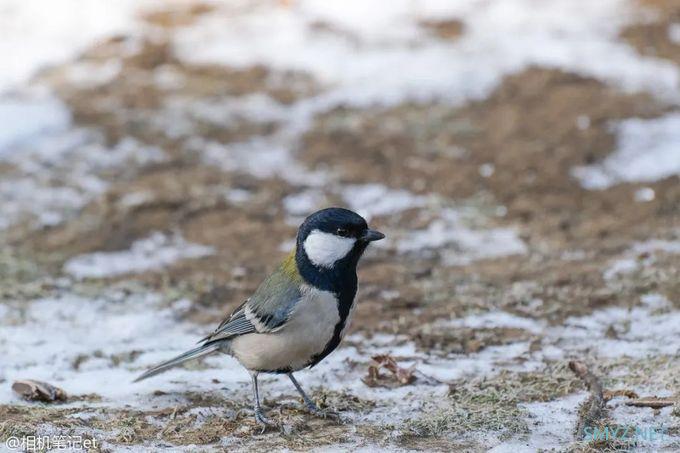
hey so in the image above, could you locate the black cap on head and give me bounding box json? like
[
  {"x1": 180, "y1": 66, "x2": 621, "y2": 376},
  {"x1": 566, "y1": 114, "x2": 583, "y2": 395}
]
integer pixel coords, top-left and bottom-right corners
[{"x1": 298, "y1": 207, "x2": 369, "y2": 241}]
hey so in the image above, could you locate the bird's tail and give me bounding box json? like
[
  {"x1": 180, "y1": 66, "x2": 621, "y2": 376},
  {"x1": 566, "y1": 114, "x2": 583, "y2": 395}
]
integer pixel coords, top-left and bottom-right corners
[{"x1": 133, "y1": 343, "x2": 220, "y2": 382}]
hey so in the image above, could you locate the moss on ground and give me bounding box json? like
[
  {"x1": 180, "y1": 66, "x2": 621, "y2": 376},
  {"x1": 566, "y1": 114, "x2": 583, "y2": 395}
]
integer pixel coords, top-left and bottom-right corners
[{"x1": 403, "y1": 363, "x2": 581, "y2": 439}]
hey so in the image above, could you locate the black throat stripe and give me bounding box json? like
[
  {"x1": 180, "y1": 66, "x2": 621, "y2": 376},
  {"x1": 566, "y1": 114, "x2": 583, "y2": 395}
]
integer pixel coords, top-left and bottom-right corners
[{"x1": 295, "y1": 241, "x2": 362, "y2": 368}]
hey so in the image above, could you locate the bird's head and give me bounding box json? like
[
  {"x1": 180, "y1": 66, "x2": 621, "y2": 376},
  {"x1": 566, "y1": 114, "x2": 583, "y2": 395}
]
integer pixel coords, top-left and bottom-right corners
[{"x1": 296, "y1": 207, "x2": 385, "y2": 270}]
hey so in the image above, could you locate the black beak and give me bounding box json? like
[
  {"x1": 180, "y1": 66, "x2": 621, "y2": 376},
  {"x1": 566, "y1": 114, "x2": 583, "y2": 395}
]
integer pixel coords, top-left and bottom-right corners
[{"x1": 361, "y1": 229, "x2": 385, "y2": 242}]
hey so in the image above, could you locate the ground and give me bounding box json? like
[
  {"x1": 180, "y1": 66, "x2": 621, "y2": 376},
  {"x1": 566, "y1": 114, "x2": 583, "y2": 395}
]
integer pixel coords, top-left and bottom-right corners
[{"x1": 0, "y1": 0, "x2": 679, "y2": 452}]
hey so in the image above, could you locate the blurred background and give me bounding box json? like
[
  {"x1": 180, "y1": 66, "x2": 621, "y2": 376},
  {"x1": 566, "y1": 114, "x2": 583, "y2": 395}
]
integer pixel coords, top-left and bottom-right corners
[{"x1": 1, "y1": 0, "x2": 679, "y2": 451}]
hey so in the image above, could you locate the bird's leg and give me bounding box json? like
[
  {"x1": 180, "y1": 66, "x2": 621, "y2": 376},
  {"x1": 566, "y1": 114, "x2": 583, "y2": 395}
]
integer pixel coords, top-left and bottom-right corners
[
  {"x1": 287, "y1": 373, "x2": 319, "y2": 412},
  {"x1": 288, "y1": 373, "x2": 339, "y2": 419},
  {"x1": 250, "y1": 372, "x2": 271, "y2": 428}
]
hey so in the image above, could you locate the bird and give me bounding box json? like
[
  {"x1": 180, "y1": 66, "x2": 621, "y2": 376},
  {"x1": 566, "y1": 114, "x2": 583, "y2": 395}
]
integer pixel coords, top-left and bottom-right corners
[{"x1": 134, "y1": 207, "x2": 385, "y2": 426}]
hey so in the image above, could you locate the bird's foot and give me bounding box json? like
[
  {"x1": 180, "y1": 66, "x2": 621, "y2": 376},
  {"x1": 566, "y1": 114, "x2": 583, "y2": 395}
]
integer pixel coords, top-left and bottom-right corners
[{"x1": 254, "y1": 408, "x2": 273, "y2": 432}]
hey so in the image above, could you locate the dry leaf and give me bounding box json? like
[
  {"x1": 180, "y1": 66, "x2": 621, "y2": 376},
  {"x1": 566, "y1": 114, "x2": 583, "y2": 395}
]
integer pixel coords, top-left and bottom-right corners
[
  {"x1": 12, "y1": 379, "x2": 68, "y2": 402},
  {"x1": 603, "y1": 389, "x2": 639, "y2": 400},
  {"x1": 362, "y1": 354, "x2": 416, "y2": 388}
]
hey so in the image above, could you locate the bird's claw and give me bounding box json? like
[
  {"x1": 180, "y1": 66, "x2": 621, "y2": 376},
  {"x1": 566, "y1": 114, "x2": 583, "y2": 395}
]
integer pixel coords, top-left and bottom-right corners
[
  {"x1": 254, "y1": 409, "x2": 273, "y2": 432},
  {"x1": 306, "y1": 402, "x2": 341, "y2": 421}
]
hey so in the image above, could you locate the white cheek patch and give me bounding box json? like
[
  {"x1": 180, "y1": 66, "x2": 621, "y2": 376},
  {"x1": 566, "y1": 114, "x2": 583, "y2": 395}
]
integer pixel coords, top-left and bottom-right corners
[{"x1": 303, "y1": 229, "x2": 356, "y2": 268}]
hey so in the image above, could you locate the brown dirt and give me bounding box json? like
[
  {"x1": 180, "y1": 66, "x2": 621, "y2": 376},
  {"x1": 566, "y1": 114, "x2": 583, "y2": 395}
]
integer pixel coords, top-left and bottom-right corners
[
  {"x1": 420, "y1": 19, "x2": 465, "y2": 40},
  {"x1": 414, "y1": 326, "x2": 535, "y2": 355},
  {"x1": 42, "y1": 37, "x2": 318, "y2": 148},
  {"x1": 301, "y1": 68, "x2": 678, "y2": 251},
  {"x1": 0, "y1": 392, "x2": 388, "y2": 451},
  {"x1": 141, "y1": 2, "x2": 216, "y2": 29},
  {"x1": 622, "y1": 0, "x2": 680, "y2": 64},
  {"x1": 13, "y1": 43, "x2": 679, "y2": 339},
  {"x1": 3, "y1": 1, "x2": 680, "y2": 450}
]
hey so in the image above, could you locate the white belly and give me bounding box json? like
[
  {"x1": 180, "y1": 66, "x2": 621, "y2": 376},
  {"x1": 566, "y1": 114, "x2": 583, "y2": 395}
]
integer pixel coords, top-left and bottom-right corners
[{"x1": 230, "y1": 286, "x2": 341, "y2": 372}]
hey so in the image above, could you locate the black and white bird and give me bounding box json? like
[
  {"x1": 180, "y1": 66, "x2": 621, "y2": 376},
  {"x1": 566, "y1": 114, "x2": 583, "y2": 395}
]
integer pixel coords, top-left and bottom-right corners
[{"x1": 135, "y1": 207, "x2": 385, "y2": 426}]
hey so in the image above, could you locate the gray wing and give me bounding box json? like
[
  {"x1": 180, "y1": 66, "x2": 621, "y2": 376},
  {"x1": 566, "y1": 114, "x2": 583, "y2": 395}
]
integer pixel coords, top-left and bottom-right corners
[{"x1": 202, "y1": 264, "x2": 303, "y2": 344}]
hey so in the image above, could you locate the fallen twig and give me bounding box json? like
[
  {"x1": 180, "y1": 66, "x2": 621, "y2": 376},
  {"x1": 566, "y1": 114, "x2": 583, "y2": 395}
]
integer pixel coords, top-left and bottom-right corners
[
  {"x1": 603, "y1": 388, "x2": 677, "y2": 408},
  {"x1": 569, "y1": 360, "x2": 605, "y2": 439},
  {"x1": 625, "y1": 397, "x2": 677, "y2": 408}
]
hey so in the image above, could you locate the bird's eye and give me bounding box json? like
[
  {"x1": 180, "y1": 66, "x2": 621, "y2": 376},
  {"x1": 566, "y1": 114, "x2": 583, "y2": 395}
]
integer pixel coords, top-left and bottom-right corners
[{"x1": 336, "y1": 228, "x2": 350, "y2": 237}]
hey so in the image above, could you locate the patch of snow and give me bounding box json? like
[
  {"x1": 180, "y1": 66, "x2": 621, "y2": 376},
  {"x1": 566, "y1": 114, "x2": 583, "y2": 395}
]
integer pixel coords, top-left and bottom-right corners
[
  {"x1": 278, "y1": 238, "x2": 297, "y2": 253},
  {"x1": 604, "y1": 257, "x2": 639, "y2": 280},
  {"x1": 418, "y1": 341, "x2": 543, "y2": 382},
  {"x1": 2, "y1": 285, "x2": 675, "y2": 444},
  {"x1": 0, "y1": 288, "x2": 538, "y2": 426},
  {"x1": 576, "y1": 115, "x2": 591, "y2": 130},
  {"x1": 488, "y1": 442, "x2": 535, "y2": 453},
  {"x1": 608, "y1": 399, "x2": 680, "y2": 449},
  {"x1": 634, "y1": 186, "x2": 655, "y2": 202},
  {"x1": 632, "y1": 239, "x2": 680, "y2": 255},
  {"x1": 167, "y1": 0, "x2": 680, "y2": 211},
  {"x1": 63, "y1": 60, "x2": 122, "y2": 89},
  {"x1": 0, "y1": 178, "x2": 88, "y2": 230},
  {"x1": 490, "y1": 393, "x2": 588, "y2": 451},
  {"x1": 441, "y1": 228, "x2": 528, "y2": 266},
  {"x1": 283, "y1": 189, "x2": 326, "y2": 216},
  {"x1": 0, "y1": 0, "x2": 162, "y2": 92},
  {"x1": 283, "y1": 184, "x2": 427, "y2": 220},
  {"x1": 433, "y1": 292, "x2": 680, "y2": 377},
  {"x1": 447, "y1": 311, "x2": 545, "y2": 334},
  {"x1": 179, "y1": 94, "x2": 290, "y2": 125},
  {"x1": 639, "y1": 292, "x2": 670, "y2": 309},
  {"x1": 0, "y1": 94, "x2": 71, "y2": 155},
  {"x1": 0, "y1": 128, "x2": 166, "y2": 230},
  {"x1": 118, "y1": 191, "x2": 156, "y2": 209},
  {"x1": 669, "y1": 23, "x2": 680, "y2": 45},
  {"x1": 573, "y1": 113, "x2": 680, "y2": 189},
  {"x1": 0, "y1": 291, "x2": 238, "y2": 406},
  {"x1": 0, "y1": 292, "x2": 446, "y2": 424},
  {"x1": 479, "y1": 163, "x2": 495, "y2": 178},
  {"x1": 554, "y1": 293, "x2": 680, "y2": 358},
  {"x1": 153, "y1": 65, "x2": 187, "y2": 90},
  {"x1": 198, "y1": 138, "x2": 328, "y2": 186},
  {"x1": 222, "y1": 188, "x2": 254, "y2": 205},
  {"x1": 165, "y1": 0, "x2": 680, "y2": 227},
  {"x1": 309, "y1": 446, "x2": 397, "y2": 453},
  {"x1": 513, "y1": 393, "x2": 587, "y2": 451},
  {"x1": 396, "y1": 208, "x2": 527, "y2": 264},
  {"x1": 561, "y1": 249, "x2": 588, "y2": 261},
  {"x1": 64, "y1": 232, "x2": 215, "y2": 279},
  {"x1": 341, "y1": 184, "x2": 426, "y2": 220},
  {"x1": 604, "y1": 238, "x2": 680, "y2": 280},
  {"x1": 277, "y1": 338, "x2": 460, "y2": 427},
  {"x1": 176, "y1": 0, "x2": 680, "y2": 110}
]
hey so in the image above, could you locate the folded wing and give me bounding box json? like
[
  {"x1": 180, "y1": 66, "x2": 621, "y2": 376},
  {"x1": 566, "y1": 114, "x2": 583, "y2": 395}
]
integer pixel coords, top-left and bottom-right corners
[{"x1": 202, "y1": 258, "x2": 303, "y2": 344}]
